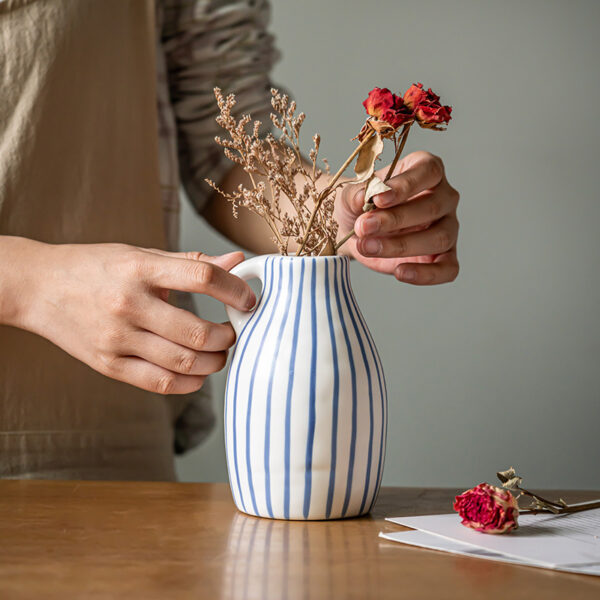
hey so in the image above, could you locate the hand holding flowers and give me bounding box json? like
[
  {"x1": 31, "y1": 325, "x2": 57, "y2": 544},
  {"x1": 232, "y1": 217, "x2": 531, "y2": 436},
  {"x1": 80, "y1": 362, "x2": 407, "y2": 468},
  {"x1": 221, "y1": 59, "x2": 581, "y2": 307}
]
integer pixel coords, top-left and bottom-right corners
[
  {"x1": 336, "y1": 85, "x2": 459, "y2": 284},
  {"x1": 207, "y1": 83, "x2": 459, "y2": 285}
]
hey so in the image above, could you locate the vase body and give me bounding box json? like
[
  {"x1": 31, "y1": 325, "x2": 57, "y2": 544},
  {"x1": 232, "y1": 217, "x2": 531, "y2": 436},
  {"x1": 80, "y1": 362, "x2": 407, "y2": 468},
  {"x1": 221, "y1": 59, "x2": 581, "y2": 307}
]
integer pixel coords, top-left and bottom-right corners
[{"x1": 224, "y1": 255, "x2": 387, "y2": 520}]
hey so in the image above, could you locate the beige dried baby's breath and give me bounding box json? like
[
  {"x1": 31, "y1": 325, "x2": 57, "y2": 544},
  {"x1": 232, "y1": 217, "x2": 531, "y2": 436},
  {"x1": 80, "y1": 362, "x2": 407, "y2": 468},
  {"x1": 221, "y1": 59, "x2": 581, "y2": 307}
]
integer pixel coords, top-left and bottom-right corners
[{"x1": 206, "y1": 88, "x2": 338, "y2": 256}]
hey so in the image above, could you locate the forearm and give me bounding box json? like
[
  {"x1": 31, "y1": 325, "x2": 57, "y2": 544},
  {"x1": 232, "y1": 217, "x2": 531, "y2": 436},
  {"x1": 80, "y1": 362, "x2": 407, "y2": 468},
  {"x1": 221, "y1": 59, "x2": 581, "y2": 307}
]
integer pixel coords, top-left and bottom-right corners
[{"x1": 201, "y1": 163, "x2": 353, "y2": 256}]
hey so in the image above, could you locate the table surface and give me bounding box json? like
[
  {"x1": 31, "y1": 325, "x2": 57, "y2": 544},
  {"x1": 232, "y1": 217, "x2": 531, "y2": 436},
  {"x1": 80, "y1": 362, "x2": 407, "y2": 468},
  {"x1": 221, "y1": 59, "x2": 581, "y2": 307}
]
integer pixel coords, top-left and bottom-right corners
[{"x1": 0, "y1": 481, "x2": 598, "y2": 599}]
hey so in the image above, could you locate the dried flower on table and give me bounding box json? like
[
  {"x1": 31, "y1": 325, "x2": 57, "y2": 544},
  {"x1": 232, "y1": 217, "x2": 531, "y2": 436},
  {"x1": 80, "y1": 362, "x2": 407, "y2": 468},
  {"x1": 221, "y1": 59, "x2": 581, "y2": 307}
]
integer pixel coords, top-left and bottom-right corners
[
  {"x1": 454, "y1": 483, "x2": 520, "y2": 534},
  {"x1": 454, "y1": 467, "x2": 600, "y2": 535}
]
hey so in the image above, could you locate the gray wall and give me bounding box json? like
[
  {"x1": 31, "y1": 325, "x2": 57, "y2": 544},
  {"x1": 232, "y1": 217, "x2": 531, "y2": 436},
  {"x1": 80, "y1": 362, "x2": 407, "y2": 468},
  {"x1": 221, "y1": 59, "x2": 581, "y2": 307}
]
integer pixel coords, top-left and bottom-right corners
[{"x1": 176, "y1": 0, "x2": 600, "y2": 489}]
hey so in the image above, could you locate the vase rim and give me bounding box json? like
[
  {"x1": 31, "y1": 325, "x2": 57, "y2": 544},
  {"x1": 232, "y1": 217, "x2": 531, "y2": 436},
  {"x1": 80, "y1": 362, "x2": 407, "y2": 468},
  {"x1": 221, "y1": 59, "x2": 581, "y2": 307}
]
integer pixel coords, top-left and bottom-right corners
[{"x1": 258, "y1": 253, "x2": 349, "y2": 261}]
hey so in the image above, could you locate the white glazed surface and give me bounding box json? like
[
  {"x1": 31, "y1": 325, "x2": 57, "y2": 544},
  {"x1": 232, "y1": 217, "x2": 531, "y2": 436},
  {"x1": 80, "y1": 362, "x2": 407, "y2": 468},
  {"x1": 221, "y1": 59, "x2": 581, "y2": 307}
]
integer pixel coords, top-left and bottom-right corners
[{"x1": 225, "y1": 255, "x2": 387, "y2": 520}]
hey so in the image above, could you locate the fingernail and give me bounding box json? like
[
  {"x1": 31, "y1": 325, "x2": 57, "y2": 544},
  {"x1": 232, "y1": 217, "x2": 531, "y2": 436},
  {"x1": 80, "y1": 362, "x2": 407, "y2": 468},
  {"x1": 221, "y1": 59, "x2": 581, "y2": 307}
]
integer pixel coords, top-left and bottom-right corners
[
  {"x1": 361, "y1": 239, "x2": 382, "y2": 256},
  {"x1": 360, "y1": 215, "x2": 380, "y2": 236},
  {"x1": 374, "y1": 192, "x2": 394, "y2": 207},
  {"x1": 398, "y1": 267, "x2": 416, "y2": 282},
  {"x1": 245, "y1": 294, "x2": 257, "y2": 310}
]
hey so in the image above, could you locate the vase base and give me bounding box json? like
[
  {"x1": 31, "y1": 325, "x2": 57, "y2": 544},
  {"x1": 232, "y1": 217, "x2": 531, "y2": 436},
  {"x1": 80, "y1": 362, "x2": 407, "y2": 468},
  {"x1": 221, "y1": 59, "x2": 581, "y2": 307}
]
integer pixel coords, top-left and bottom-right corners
[{"x1": 233, "y1": 505, "x2": 372, "y2": 521}]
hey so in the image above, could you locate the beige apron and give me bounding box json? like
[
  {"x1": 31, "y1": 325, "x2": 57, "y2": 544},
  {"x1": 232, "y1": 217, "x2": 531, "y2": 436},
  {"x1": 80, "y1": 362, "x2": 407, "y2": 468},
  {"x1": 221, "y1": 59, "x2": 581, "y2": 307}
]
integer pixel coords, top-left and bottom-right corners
[{"x1": 0, "y1": 0, "x2": 177, "y2": 480}]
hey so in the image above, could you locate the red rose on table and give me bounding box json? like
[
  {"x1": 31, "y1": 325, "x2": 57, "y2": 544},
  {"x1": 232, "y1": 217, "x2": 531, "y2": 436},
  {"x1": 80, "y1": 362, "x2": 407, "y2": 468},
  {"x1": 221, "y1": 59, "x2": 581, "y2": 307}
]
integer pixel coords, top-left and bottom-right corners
[
  {"x1": 403, "y1": 82, "x2": 452, "y2": 129},
  {"x1": 363, "y1": 87, "x2": 413, "y2": 129},
  {"x1": 453, "y1": 483, "x2": 519, "y2": 534}
]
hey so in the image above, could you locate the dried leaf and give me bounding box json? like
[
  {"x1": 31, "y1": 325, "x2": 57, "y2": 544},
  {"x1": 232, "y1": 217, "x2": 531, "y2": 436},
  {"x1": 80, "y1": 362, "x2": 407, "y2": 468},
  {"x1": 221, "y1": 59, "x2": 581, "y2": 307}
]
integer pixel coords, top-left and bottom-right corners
[
  {"x1": 318, "y1": 238, "x2": 335, "y2": 256},
  {"x1": 364, "y1": 176, "x2": 392, "y2": 207},
  {"x1": 354, "y1": 133, "x2": 384, "y2": 183},
  {"x1": 497, "y1": 467, "x2": 523, "y2": 490},
  {"x1": 503, "y1": 477, "x2": 523, "y2": 490}
]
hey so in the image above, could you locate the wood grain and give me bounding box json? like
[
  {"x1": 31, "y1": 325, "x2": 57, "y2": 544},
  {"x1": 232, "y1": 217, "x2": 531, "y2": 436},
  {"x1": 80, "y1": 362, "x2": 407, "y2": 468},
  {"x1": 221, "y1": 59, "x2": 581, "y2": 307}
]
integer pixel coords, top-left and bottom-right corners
[{"x1": 0, "y1": 481, "x2": 598, "y2": 599}]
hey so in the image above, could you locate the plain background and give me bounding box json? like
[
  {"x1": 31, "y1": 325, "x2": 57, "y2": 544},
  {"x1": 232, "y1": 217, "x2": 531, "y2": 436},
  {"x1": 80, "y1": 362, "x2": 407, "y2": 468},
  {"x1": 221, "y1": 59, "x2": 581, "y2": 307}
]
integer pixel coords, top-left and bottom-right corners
[{"x1": 176, "y1": 0, "x2": 600, "y2": 489}]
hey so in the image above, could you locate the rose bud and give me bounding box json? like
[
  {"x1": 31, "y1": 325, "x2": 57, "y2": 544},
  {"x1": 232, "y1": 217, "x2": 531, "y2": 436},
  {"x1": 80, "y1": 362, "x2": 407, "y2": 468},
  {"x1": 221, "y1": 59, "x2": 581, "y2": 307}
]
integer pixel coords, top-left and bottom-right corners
[
  {"x1": 363, "y1": 87, "x2": 397, "y2": 119},
  {"x1": 453, "y1": 483, "x2": 519, "y2": 534},
  {"x1": 403, "y1": 82, "x2": 429, "y2": 110},
  {"x1": 403, "y1": 82, "x2": 452, "y2": 130},
  {"x1": 414, "y1": 103, "x2": 452, "y2": 129},
  {"x1": 363, "y1": 87, "x2": 414, "y2": 130}
]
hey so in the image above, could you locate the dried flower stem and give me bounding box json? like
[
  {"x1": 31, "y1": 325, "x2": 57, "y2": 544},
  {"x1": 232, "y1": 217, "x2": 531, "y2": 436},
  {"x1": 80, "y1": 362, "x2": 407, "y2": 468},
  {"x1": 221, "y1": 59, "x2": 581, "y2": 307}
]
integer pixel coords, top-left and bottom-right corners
[
  {"x1": 297, "y1": 129, "x2": 376, "y2": 256},
  {"x1": 383, "y1": 123, "x2": 411, "y2": 181},
  {"x1": 334, "y1": 123, "x2": 412, "y2": 253},
  {"x1": 520, "y1": 499, "x2": 600, "y2": 515},
  {"x1": 497, "y1": 466, "x2": 600, "y2": 516},
  {"x1": 334, "y1": 223, "x2": 357, "y2": 253}
]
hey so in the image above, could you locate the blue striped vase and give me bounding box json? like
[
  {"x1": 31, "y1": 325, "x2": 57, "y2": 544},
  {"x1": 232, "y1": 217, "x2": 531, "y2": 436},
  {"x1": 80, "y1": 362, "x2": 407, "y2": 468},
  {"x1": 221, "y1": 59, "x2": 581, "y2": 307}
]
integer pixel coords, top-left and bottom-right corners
[{"x1": 224, "y1": 254, "x2": 387, "y2": 520}]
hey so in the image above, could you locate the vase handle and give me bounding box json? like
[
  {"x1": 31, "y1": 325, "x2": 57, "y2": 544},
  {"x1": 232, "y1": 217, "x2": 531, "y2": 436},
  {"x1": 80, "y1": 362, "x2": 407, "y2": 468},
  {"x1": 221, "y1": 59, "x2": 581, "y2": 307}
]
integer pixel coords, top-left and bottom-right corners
[{"x1": 225, "y1": 255, "x2": 269, "y2": 334}]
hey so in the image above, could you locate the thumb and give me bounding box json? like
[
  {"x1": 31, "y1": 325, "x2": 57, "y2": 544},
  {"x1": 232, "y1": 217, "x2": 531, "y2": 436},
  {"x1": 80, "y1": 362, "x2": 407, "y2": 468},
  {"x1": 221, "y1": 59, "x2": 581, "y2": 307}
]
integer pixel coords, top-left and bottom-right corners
[{"x1": 341, "y1": 183, "x2": 366, "y2": 216}]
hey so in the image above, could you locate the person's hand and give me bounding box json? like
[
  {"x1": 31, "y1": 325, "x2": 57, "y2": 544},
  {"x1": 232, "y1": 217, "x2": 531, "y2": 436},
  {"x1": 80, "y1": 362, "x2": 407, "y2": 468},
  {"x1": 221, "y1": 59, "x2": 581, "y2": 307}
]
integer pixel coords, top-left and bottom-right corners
[
  {"x1": 335, "y1": 151, "x2": 460, "y2": 285},
  {"x1": 19, "y1": 242, "x2": 255, "y2": 395}
]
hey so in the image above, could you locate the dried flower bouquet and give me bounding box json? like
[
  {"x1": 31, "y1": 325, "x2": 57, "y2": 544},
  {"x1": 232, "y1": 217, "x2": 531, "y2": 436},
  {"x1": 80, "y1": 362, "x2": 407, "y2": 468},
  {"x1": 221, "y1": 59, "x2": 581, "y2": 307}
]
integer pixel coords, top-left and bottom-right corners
[{"x1": 206, "y1": 84, "x2": 452, "y2": 257}]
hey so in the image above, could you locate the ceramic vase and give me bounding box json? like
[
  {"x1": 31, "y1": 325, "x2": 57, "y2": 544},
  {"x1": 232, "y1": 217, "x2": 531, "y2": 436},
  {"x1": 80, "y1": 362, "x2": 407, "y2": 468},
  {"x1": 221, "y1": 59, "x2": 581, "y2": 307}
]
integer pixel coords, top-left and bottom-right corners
[{"x1": 224, "y1": 254, "x2": 387, "y2": 520}]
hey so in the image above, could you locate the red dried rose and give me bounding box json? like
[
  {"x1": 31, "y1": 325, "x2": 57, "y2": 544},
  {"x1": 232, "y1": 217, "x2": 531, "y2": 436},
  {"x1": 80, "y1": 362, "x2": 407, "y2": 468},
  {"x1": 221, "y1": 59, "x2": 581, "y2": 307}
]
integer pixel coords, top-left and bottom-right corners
[
  {"x1": 453, "y1": 483, "x2": 519, "y2": 534},
  {"x1": 403, "y1": 83, "x2": 452, "y2": 130},
  {"x1": 363, "y1": 87, "x2": 414, "y2": 129},
  {"x1": 403, "y1": 82, "x2": 429, "y2": 110}
]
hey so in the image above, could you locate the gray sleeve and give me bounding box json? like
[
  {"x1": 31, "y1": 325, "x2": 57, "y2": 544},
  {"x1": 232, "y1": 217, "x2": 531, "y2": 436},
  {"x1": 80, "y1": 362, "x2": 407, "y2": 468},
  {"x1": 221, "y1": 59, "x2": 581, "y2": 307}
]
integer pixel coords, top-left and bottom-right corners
[{"x1": 161, "y1": 0, "x2": 280, "y2": 214}]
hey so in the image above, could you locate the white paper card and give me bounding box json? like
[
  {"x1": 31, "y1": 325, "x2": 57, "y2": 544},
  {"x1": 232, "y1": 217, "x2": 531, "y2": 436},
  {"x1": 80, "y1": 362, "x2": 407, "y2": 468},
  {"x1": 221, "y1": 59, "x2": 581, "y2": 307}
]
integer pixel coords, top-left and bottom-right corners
[
  {"x1": 383, "y1": 502, "x2": 600, "y2": 576},
  {"x1": 379, "y1": 530, "x2": 600, "y2": 576}
]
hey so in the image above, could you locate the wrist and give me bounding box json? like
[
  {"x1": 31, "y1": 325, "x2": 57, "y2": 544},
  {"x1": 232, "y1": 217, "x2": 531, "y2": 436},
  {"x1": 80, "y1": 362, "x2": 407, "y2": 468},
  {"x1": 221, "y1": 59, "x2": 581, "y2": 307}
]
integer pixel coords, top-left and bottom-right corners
[{"x1": 0, "y1": 236, "x2": 52, "y2": 330}]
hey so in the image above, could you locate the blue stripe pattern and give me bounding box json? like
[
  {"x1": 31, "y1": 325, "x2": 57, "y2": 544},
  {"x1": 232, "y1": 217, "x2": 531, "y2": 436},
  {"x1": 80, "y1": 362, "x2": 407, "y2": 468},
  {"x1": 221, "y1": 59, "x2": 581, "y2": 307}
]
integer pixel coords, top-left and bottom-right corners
[
  {"x1": 284, "y1": 259, "x2": 304, "y2": 519},
  {"x1": 303, "y1": 259, "x2": 318, "y2": 518},
  {"x1": 324, "y1": 259, "x2": 340, "y2": 519},
  {"x1": 335, "y1": 260, "x2": 358, "y2": 517},
  {"x1": 340, "y1": 260, "x2": 375, "y2": 514},
  {"x1": 263, "y1": 259, "x2": 288, "y2": 518},
  {"x1": 245, "y1": 258, "x2": 279, "y2": 515},
  {"x1": 230, "y1": 257, "x2": 275, "y2": 512},
  {"x1": 345, "y1": 265, "x2": 388, "y2": 512},
  {"x1": 225, "y1": 255, "x2": 386, "y2": 520}
]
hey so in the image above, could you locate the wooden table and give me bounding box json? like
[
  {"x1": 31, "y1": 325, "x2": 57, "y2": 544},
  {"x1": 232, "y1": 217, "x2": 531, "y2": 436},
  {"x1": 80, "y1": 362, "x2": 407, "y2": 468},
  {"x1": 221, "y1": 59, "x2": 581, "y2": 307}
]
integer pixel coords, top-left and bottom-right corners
[{"x1": 0, "y1": 481, "x2": 598, "y2": 599}]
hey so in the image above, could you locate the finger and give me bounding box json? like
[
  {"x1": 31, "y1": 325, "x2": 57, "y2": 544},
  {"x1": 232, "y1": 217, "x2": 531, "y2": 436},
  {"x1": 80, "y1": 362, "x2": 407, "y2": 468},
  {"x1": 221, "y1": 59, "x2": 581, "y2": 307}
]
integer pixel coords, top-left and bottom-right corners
[
  {"x1": 357, "y1": 214, "x2": 458, "y2": 259},
  {"x1": 355, "y1": 186, "x2": 459, "y2": 237},
  {"x1": 372, "y1": 153, "x2": 445, "y2": 208},
  {"x1": 137, "y1": 298, "x2": 236, "y2": 352},
  {"x1": 341, "y1": 184, "x2": 367, "y2": 216},
  {"x1": 124, "y1": 331, "x2": 228, "y2": 376},
  {"x1": 141, "y1": 248, "x2": 246, "y2": 273},
  {"x1": 141, "y1": 253, "x2": 255, "y2": 311},
  {"x1": 395, "y1": 249, "x2": 460, "y2": 286},
  {"x1": 102, "y1": 356, "x2": 206, "y2": 395}
]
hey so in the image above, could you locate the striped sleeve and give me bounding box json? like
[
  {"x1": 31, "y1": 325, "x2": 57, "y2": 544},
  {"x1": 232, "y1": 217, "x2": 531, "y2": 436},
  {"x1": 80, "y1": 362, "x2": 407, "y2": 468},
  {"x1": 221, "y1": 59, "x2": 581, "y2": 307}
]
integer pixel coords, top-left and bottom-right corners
[{"x1": 160, "y1": 0, "x2": 280, "y2": 214}]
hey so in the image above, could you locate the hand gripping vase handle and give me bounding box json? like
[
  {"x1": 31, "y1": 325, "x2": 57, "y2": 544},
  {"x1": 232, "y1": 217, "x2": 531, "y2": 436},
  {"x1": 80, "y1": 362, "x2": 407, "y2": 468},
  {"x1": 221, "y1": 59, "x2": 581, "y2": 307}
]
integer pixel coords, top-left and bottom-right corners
[{"x1": 225, "y1": 255, "x2": 269, "y2": 334}]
